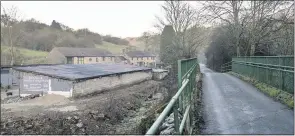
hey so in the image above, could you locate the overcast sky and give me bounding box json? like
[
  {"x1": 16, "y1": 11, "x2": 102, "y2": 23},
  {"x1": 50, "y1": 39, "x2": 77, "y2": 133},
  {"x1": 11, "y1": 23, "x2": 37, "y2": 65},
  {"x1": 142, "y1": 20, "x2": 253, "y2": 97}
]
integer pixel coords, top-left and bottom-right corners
[{"x1": 1, "y1": 1, "x2": 166, "y2": 38}]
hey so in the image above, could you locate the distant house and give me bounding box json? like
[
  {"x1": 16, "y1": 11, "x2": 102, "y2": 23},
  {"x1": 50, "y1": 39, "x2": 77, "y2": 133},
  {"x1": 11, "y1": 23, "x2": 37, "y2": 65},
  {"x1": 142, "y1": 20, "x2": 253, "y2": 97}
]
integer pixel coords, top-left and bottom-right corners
[
  {"x1": 123, "y1": 50, "x2": 156, "y2": 67},
  {"x1": 47, "y1": 47, "x2": 117, "y2": 64}
]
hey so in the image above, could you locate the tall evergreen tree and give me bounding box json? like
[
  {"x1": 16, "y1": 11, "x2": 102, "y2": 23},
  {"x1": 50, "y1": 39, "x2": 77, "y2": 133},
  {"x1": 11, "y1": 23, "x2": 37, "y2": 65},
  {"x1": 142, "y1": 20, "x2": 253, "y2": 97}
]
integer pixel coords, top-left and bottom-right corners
[
  {"x1": 160, "y1": 25, "x2": 178, "y2": 73},
  {"x1": 50, "y1": 20, "x2": 62, "y2": 30}
]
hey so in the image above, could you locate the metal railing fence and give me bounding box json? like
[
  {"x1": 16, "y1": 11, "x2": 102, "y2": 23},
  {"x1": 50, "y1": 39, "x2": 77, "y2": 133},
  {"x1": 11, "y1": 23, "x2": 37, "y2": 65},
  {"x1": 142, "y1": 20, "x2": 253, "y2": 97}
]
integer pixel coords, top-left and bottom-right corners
[{"x1": 146, "y1": 58, "x2": 199, "y2": 135}]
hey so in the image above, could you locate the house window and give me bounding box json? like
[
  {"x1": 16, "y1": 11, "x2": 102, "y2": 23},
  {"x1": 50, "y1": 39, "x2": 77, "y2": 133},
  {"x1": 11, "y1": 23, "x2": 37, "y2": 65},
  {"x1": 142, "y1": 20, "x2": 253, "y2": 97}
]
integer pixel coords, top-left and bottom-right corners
[
  {"x1": 102, "y1": 57, "x2": 105, "y2": 61},
  {"x1": 96, "y1": 58, "x2": 99, "y2": 62},
  {"x1": 77, "y1": 57, "x2": 84, "y2": 64},
  {"x1": 110, "y1": 57, "x2": 113, "y2": 61},
  {"x1": 66, "y1": 57, "x2": 73, "y2": 64},
  {"x1": 147, "y1": 57, "x2": 149, "y2": 60},
  {"x1": 141, "y1": 57, "x2": 143, "y2": 60},
  {"x1": 137, "y1": 57, "x2": 139, "y2": 60},
  {"x1": 89, "y1": 58, "x2": 92, "y2": 62},
  {"x1": 132, "y1": 57, "x2": 134, "y2": 61}
]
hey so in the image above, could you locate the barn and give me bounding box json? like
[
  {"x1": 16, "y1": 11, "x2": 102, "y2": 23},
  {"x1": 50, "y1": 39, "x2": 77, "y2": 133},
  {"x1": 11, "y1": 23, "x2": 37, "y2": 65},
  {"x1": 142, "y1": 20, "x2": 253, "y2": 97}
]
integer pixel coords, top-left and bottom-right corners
[{"x1": 12, "y1": 63, "x2": 152, "y2": 97}]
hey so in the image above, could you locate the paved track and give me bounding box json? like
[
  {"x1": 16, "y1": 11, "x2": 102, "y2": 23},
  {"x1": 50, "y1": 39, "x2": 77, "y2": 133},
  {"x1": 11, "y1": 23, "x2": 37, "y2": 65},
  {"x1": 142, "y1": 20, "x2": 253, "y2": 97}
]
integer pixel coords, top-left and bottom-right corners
[{"x1": 200, "y1": 64, "x2": 294, "y2": 134}]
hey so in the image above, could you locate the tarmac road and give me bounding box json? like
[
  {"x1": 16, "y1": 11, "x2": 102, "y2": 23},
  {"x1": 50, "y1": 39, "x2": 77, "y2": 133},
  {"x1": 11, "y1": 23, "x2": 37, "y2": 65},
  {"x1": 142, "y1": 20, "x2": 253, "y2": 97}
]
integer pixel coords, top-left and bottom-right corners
[{"x1": 200, "y1": 64, "x2": 294, "y2": 134}]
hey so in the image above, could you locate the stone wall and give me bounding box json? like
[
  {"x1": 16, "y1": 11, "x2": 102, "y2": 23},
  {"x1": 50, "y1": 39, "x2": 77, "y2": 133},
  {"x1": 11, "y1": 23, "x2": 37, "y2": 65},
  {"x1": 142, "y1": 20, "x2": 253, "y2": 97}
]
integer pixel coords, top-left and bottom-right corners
[{"x1": 73, "y1": 71, "x2": 152, "y2": 97}]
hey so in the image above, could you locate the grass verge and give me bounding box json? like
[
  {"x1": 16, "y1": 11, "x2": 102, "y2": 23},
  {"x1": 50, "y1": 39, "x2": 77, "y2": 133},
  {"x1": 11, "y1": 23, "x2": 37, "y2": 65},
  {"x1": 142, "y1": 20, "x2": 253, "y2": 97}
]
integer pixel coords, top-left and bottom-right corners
[{"x1": 228, "y1": 71, "x2": 294, "y2": 109}]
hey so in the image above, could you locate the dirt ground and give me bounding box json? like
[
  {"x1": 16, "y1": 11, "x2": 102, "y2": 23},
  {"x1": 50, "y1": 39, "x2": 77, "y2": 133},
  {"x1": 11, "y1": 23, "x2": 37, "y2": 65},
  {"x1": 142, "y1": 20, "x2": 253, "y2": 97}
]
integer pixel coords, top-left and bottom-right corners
[
  {"x1": 1, "y1": 79, "x2": 171, "y2": 135},
  {"x1": 1, "y1": 86, "x2": 20, "y2": 100}
]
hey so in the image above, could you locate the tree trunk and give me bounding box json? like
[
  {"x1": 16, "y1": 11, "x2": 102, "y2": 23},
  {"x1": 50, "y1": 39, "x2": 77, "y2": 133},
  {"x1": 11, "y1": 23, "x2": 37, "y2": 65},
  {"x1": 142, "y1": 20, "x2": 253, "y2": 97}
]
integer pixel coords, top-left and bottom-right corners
[
  {"x1": 232, "y1": 1, "x2": 241, "y2": 57},
  {"x1": 237, "y1": 46, "x2": 241, "y2": 57},
  {"x1": 250, "y1": 44, "x2": 255, "y2": 56},
  {"x1": 9, "y1": 27, "x2": 14, "y2": 66}
]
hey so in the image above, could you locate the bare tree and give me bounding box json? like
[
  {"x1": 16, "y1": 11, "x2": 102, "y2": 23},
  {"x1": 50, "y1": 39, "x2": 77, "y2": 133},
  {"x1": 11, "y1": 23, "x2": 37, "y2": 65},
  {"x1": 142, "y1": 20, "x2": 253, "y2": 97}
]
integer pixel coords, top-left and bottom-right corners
[
  {"x1": 139, "y1": 31, "x2": 152, "y2": 51},
  {"x1": 201, "y1": 1, "x2": 245, "y2": 56},
  {"x1": 244, "y1": 1, "x2": 294, "y2": 55},
  {"x1": 155, "y1": 1, "x2": 206, "y2": 59},
  {"x1": 1, "y1": 5, "x2": 24, "y2": 65},
  {"x1": 201, "y1": 1, "x2": 294, "y2": 56}
]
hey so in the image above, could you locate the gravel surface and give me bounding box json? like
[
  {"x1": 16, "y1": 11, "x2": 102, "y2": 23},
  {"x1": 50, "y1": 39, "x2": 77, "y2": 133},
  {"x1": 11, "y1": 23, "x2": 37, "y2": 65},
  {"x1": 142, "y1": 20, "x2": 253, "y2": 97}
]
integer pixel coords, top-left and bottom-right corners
[{"x1": 0, "y1": 80, "x2": 170, "y2": 135}]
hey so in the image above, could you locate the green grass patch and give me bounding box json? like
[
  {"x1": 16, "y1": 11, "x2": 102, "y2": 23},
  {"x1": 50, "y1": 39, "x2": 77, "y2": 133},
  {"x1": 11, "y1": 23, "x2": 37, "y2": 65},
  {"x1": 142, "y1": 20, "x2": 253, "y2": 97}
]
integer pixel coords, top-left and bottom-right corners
[
  {"x1": 1, "y1": 46, "x2": 49, "y2": 65},
  {"x1": 1, "y1": 46, "x2": 48, "y2": 57},
  {"x1": 228, "y1": 71, "x2": 294, "y2": 109},
  {"x1": 96, "y1": 41, "x2": 144, "y2": 55},
  {"x1": 95, "y1": 41, "x2": 128, "y2": 54}
]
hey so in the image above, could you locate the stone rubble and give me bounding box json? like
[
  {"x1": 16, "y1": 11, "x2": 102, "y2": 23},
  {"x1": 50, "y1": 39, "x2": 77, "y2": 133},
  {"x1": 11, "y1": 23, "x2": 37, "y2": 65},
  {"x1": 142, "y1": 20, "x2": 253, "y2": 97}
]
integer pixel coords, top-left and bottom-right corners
[
  {"x1": 159, "y1": 109, "x2": 183, "y2": 135},
  {"x1": 1, "y1": 94, "x2": 40, "y2": 104}
]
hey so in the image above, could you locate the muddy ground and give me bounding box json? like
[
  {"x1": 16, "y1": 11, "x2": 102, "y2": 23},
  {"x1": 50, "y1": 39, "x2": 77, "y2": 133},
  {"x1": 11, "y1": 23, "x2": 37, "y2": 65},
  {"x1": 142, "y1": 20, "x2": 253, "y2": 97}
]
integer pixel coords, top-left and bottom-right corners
[{"x1": 1, "y1": 79, "x2": 174, "y2": 135}]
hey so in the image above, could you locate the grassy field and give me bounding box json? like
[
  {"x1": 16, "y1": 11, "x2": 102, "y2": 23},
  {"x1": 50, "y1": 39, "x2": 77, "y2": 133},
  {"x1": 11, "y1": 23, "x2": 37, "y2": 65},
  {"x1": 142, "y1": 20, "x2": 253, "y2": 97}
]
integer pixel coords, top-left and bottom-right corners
[
  {"x1": 1, "y1": 46, "x2": 48, "y2": 65},
  {"x1": 95, "y1": 41, "x2": 128, "y2": 54},
  {"x1": 96, "y1": 41, "x2": 144, "y2": 55},
  {"x1": 1, "y1": 41, "x2": 144, "y2": 65},
  {"x1": 1, "y1": 46, "x2": 48, "y2": 57}
]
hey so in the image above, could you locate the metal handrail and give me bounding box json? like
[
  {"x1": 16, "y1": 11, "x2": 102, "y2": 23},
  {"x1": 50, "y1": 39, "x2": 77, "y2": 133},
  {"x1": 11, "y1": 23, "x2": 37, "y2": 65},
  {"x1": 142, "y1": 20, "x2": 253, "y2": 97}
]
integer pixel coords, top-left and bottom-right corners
[
  {"x1": 146, "y1": 57, "x2": 198, "y2": 135},
  {"x1": 182, "y1": 63, "x2": 198, "y2": 80},
  {"x1": 221, "y1": 61, "x2": 232, "y2": 73},
  {"x1": 232, "y1": 56, "x2": 294, "y2": 93},
  {"x1": 235, "y1": 55, "x2": 293, "y2": 58},
  {"x1": 145, "y1": 79, "x2": 189, "y2": 135},
  {"x1": 179, "y1": 105, "x2": 191, "y2": 134},
  {"x1": 233, "y1": 61, "x2": 294, "y2": 73},
  {"x1": 232, "y1": 60, "x2": 294, "y2": 70}
]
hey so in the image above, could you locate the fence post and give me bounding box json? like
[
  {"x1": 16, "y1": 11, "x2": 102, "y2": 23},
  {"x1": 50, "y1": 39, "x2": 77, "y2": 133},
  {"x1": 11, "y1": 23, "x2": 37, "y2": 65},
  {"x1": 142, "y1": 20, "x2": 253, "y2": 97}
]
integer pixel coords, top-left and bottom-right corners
[{"x1": 178, "y1": 60, "x2": 183, "y2": 113}]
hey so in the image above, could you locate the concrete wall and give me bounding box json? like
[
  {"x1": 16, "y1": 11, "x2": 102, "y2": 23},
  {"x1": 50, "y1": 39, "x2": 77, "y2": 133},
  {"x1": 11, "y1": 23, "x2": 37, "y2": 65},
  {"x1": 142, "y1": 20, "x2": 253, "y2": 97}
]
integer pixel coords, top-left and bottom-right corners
[
  {"x1": 17, "y1": 71, "x2": 49, "y2": 96},
  {"x1": 73, "y1": 71, "x2": 152, "y2": 97},
  {"x1": 49, "y1": 78, "x2": 72, "y2": 97},
  {"x1": 152, "y1": 69, "x2": 169, "y2": 80},
  {"x1": 15, "y1": 71, "x2": 73, "y2": 97},
  {"x1": 1, "y1": 68, "x2": 19, "y2": 87},
  {"x1": 1, "y1": 68, "x2": 12, "y2": 87}
]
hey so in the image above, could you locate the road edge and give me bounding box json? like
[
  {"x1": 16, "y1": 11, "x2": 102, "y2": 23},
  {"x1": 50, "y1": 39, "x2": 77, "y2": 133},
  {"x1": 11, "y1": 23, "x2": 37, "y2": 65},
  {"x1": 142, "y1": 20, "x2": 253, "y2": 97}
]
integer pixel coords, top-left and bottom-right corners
[
  {"x1": 192, "y1": 72, "x2": 205, "y2": 134},
  {"x1": 227, "y1": 71, "x2": 294, "y2": 109}
]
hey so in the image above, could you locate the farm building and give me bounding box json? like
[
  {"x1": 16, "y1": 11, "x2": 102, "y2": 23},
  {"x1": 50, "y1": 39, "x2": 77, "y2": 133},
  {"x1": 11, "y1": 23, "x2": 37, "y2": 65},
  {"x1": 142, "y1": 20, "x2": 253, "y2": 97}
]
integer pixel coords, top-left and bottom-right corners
[
  {"x1": 12, "y1": 63, "x2": 152, "y2": 97},
  {"x1": 123, "y1": 50, "x2": 156, "y2": 67},
  {"x1": 47, "y1": 47, "x2": 117, "y2": 64}
]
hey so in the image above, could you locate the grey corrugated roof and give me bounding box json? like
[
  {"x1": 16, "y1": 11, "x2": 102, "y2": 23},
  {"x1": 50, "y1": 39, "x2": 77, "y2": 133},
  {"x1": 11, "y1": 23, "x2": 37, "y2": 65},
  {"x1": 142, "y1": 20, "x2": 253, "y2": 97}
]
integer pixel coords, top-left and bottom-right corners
[
  {"x1": 126, "y1": 50, "x2": 156, "y2": 57},
  {"x1": 54, "y1": 47, "x2": 115, "y2": 57},
  {"x1": 13, "y1": 63, "x2": 151, "y2": 81}
]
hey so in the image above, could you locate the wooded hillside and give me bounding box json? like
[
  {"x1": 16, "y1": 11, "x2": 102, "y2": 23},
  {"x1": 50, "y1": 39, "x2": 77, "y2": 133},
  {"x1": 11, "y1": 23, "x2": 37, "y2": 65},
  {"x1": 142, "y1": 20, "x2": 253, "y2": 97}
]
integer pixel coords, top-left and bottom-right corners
[{"x1": 0, "y1": 6, "x2": 131, "y2": 65}]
